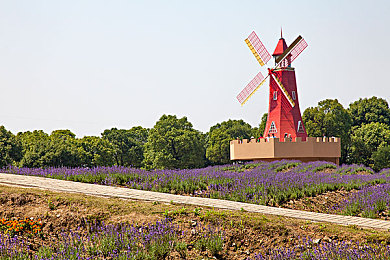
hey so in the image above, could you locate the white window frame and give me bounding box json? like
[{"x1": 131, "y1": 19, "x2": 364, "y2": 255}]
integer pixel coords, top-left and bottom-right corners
[
  {"x1": 292, "y1": 91, "x2": 296, "y2": 100},
  {"x1": 273, "y1": 91, "x2": 277, "y2": 101},
  {"x1": 297, "y1": 120, "x2": 304, "y2": 133},
  {"x1": 269, "y1": 121, "x2": 277, "y2": 133}
]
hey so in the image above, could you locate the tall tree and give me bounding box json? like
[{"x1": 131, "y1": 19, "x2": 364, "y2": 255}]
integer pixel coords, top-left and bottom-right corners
[
  {"x1": 43, "y1": 130, "x2": 82, "y2": 167},
  {"x1": 78, "y1": 136, "x2": 114, "y2": 167},
  {"x1": 143, "y1": 115, "x2": 205, "y2": 169},
  {"x1": 102, "y1": 126, "x2": 148, "y2": 167},
  {"x1": 372, "y1": 145, "x2": 390, "y2": 171},
  {"x1": 348, "y1": 97, "x2": 390, "y2": 127},
  {"x1": 258, "y1": 113, "x2": 268, "y2": 136},
  {"x1": 126, "y1": 126, "x2": 149, "y2": 167},
  {"x1": 302, "y1": 99, "x2": 352, "y2": 163},
  {"x1": 349, "y1": 122, "x2": 390, "y2": 168},
  {"x1": 17, "y1": 130, "x2": 50, "y2": 167},
  {"x1": 51, "y1": 129, "x2": 76, "y2": 139},
  {"x1": 0, "y1": 126, "x2": 21, "y2": 168},
  {"x1": 206, "y1": 119, "x2": 253, "y2": 165}
]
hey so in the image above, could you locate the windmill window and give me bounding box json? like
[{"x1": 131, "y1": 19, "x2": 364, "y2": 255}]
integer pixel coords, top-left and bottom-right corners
[
  {"x1": 273, "y1": 91, "x2": 277, "y2": 100},
  {"x1": 297, "y1": 121, "x2": 304, "y2": 133},
  {"x1": 269, "y1": 121, "x2": 277, "y2": 133},
  {"x1": 292, "y1": 91, "x2": 296, "y2": 100}
]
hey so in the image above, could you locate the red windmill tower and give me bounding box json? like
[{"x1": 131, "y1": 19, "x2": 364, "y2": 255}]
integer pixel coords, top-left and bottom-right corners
[
  {"x1": 237, "y1": 30, "x2": 308, "y2": 140},
  {"x1": 231, "y1": 30, "x2": 341, "y2": 165}
]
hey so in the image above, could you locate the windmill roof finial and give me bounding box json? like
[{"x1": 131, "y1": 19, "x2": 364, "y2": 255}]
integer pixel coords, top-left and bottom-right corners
[{"x1": 273, "y1": 29, "x2": 288, "y2": 56}]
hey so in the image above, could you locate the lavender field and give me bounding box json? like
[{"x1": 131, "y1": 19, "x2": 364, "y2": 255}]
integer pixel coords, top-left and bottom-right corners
[
  {"x1": 337, "y1": 183, "x2": 390, "y2": 218},
  {"x1": 253, "y1": 237, "x2": 390, "y2": 260},
  {"x1": 2, "y1": 161, "x2": 390, "y2": 259},
  {"x1": 2, "y1": 217, "x2": 390, "y2": 260},
  {"x1": 0, "y1": 218, "x2": 223, "y2": 259},
  {"x1": 3, "y1": 160, "x2": 390, "y2": 218}
]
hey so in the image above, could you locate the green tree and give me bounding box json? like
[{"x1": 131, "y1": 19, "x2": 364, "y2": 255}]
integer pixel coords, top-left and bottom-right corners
[
  {"x1": 348, "y1": 97, "x2": 390, "y2": 127},
  {"x1": 51, "y1": 129, "x2": 76, "y2": 139},
  {"x1": 78, "y1": 136, "x2": 114, "y2": 167},
  {"x1": 206, "y1": 119, "x2": 253, "y2": 165},
  {"x1": 349, "y1": 122, "x2": 390, "y2": 168},
  {"x1": 42, "y1": 130, "x2": 83, "y2": 167},
  {"x1": 17, "y1": 130, "x2": 50, "y2": 167},
  {"x1": 0, "y1": 126, "x2": 21, "y2": 168},
  {"x1": 302, "y1": 99, "x2": 352, "y2": 163},
  {"x1": 127, "y1": 126, "x2": 149, "y2": 167},
  {"x1": 372, "y1": 145, "x2": 390, "y2": 171},
  {"x1": 102, "y1": 126, "x2": 148, "y2": 167},
  {"x1": 143, "y1": 115, "x2": 205, "y2": 169},
  {"x1": 258, "y1": 113, "x2": 268, "y2": 136}
]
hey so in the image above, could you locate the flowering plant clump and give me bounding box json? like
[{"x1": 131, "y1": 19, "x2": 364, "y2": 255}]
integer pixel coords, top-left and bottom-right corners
[
  {"x1": 252, "y1": 237, "x2": 390, "y2": 260},
  {"x1": 0, "y1": 233, "x2": 29, "y2": 259},
  {"x1": 0, "y1": 217, "x2": 42, "y2": 237},
  {"x1": 291, "y1": 161, "x2": 337, "y2": 173},
  {"x1": 335, "y1": 183, "x2": 390, "y2": 218},
  {"x1": 194, "y1": 223, "x2": 224, "y2": 256},
  {"x1": 379, "y1": 168, "x2": 390, "y2": 177},
  {"x1": 335, "y1": 164, "x2": 374, "y2": 175}
]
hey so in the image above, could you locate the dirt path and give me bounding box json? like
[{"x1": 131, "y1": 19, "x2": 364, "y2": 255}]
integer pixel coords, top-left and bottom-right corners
[{"x1": 1, "y1": 172, "x2": 389, "y2": 230}]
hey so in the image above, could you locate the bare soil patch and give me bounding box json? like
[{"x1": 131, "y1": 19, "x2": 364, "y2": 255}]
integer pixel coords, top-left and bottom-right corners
[{"x1": 282, "y1": 188, "x2": 357, "y2": 214}]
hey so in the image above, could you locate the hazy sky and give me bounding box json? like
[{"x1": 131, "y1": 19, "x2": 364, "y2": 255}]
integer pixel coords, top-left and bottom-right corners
[{"x1": 0, "y1": 0, "x2": 389, "y2": 137}]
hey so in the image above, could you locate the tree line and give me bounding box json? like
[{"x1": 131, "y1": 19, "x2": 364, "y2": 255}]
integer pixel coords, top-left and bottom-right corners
[{"x1": 1, "y1": 96, "x2": 389, "y2": 171}]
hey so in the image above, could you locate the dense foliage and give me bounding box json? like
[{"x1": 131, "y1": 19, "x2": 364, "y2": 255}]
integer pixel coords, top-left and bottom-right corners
[
  {"x1": 303, "y1": 96, "x2": 390, "y2": 168},
  {"x1": 303, "y1": 99, "x2": 352, "y2": 163},
  {"x1": 372, "y1": 145, "x2": 390, "y2": 170},
  {"x1": 143, "y1": 115, "x2": 206, "y2": 169},
  {"x1": 102, "y1": 126, "x2": 148, "y2": 167},
  {"x1": 205, "y1": 119, "x2": 253, "y2": 165},
  {"x1": 0, "y1": 96, "x2": 389, "y2": 170},
  {"x1": 348, "y1": 97, "x2": 390, "y2": 127},
  {"x1": 349, "y1": 123, "x2": 390, "y2": 169},
  {"x1": 258, "y1": 113, "x2": 268, "y2": 136},
  {"x1": 0, "y1": 126, "x2": 21, "y2": 168}
]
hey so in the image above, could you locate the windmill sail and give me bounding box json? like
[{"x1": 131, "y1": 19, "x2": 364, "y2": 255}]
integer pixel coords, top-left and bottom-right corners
[
  {"x1": 237, "y1": 71, "x2": 268, "y2": 105},
  {"x1": 245, "y1": 31, "x2": 271, "y2": 66},
  {"x1": 276, "y1": 36, "x2": 308, "y2": 68},
  {"x1": 270, "y1": 73, "x2": 295, "y2": 107}
]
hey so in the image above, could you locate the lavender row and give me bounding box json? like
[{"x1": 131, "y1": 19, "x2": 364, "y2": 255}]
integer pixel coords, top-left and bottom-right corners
[
  {"x1": 252, "y1": 237, "x2": 390, "y2": 260},
  {"x1": 336, "y1": 164, "x2": 374, "y2": 175},
  {"x1": 0, "y1": 219, "x2": 224, "y2": 259},
  {"x1": 0, "y1": 234, "x2": 27, "y2": 259},
  {"x1": 2, "y1": 224, "x2": 390, "y2": 260},
  {"x1": 379, "y1": 168, "x2": 390, "y2": 176},
  {"x1": 335, "y1": 183, "x2": 390, "y2": 218},
  {"x1": 3, "y1": 161, "x2": 388, "y2": 206}
]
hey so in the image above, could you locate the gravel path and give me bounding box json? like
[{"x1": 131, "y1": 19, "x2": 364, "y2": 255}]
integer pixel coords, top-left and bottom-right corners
[{"x1": 1, "y1": 172, "x2": 389, "y2": 230}]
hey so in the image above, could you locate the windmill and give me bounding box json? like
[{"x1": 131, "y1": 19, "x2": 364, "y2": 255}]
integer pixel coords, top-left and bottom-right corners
[{"x1": 237, "y1": 31, "x2": 308, "y2": 140}]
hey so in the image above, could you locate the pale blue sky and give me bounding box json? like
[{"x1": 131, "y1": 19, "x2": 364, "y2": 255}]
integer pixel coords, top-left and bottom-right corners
[{"x1": 0, "y1": 0, "x2": 389, "y2": 137}]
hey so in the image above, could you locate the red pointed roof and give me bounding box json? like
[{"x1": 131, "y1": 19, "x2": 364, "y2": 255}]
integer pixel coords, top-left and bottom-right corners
[{"x1": 272, "y1": 38, "x2": 287, "y2": 56}]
